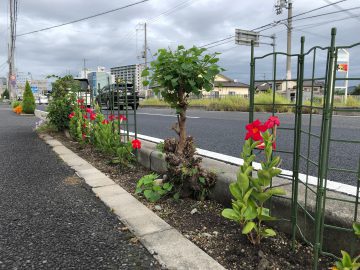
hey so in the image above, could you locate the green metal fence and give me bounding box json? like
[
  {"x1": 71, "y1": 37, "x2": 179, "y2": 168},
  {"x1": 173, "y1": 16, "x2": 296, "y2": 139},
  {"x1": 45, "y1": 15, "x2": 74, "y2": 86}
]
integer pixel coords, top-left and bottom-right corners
[
  {"x1": 93, "y1": 77, "x2": 138, "y2": 143},
  {"x1": 249, "y1": 28, "x2": 360, "y2": 269}
]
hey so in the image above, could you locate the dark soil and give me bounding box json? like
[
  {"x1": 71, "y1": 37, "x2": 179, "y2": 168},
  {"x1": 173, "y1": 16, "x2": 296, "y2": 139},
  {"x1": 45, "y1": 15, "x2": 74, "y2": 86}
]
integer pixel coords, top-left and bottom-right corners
[{"x1": 50, "y1": 131, "x2": 335, "y2": 270}]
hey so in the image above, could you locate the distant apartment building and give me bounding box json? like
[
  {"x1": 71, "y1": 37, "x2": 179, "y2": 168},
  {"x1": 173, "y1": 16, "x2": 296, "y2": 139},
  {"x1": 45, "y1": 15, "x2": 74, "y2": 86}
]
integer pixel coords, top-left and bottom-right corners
[
  {"x1": 31, "y1": 79, "x2": 49, "y2": 95},
  {"x1": 87, "y1": 67, "x2": 113, "y2": 96},
  {"x1": 16, "y1": 71, "x2": 32, "y2": 96},
  {"x1": 110, "y1": 64, "x2": 145, "y2": 96}
]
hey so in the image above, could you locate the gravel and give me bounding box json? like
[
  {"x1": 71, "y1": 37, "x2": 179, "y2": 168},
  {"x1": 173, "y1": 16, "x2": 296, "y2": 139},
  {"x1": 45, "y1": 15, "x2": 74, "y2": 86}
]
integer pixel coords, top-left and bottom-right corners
[{"x1": 0, "y1": 105, "x2": 160, "y2": 269}]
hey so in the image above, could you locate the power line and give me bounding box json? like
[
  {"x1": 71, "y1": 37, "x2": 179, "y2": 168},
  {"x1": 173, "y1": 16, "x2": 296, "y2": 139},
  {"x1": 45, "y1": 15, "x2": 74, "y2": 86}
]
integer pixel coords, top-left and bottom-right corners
[
  {"x1": 17, "y1": 0, "x2": 150, "y2": 37},
  {"x1": 200, "y1": 36, "x2": 234, "y2": 48}
]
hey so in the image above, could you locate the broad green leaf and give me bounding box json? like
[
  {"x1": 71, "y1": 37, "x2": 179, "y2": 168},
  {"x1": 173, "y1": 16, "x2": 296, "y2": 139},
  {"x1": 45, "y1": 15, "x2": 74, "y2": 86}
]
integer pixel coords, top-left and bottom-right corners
[
  {"x1": 258, "y1": 170, "x2": 271, "y2": 187},
  {"x1": 353, "y1": 222, "x2": 360, "y2": 237},
  {"x1": 141, "y1": 69, "x2": 149, "y2": 77},
  {"x1": 252, "y1": 191, "x2": 271, "y2": 204},
  {"x1": 242, "y1": 221, "x2": 255, "y2": 234},
  {"x1": 199, "y1": 177, "x2": 205, "y2": 184},
  {"x1": 222, "y1": 208, "x2": 240, "y2": 222},
  {"x1": 269, "y1": 156, "x2": 281, "y2": 168},
  {"x1": 173, "y1": 192, "x2": 180, "y2": 200},
  {"x1": 135, "y1": 187, "x2": 142, "y2": 194},
  {"x1": 229, "y1": 183, "x2": 242, "y2": 200},
  {"x1": 266, "y1": 187, "x2": 286, "y2": 196},
  {"x1": 263, "y1": 228, "x2": 276, "y2": 237},
  {"x1": 341, "y1": 250, "x2": 353, "y2": 267},
  {"x1": 237, "y1": 173, "x2": 249, "y2": 193},
  {"x1": 144, "y1": 190, "x2": 161, "y2": 203},
  {"x1": 244, "y1": 204, "x2": 257, "y2": 221},
  {"x1": 269, "y1": 168, "x2": 282, "y2": 177},
  {"x1": 243, "y1": 188, "x2": 253, "y2": 203},
  {"x1": 142, "y1": 80, "x2": 149, "y2": 86}
]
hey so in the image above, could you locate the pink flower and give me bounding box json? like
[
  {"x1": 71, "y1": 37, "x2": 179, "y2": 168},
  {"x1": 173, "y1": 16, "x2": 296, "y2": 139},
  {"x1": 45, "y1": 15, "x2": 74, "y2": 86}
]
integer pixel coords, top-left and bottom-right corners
[
  {"x1": 131, "y1": 139, "x2": 141, "y2": 149},
  {"x1": 86, "y1": 108, "x2": 93, "y2": 113},
  {"x1": 102, "y1": 119, "x2": 109, "y2": 124},
  {"x1": 264, "y1": 116, "x2": 280, "y2": 129},
  {"x1": 109, "y1": 114, "x2": 115, "y2": 121},
  {"x1": 77, "y1": 99, "x2": 84, "y2": 104}
]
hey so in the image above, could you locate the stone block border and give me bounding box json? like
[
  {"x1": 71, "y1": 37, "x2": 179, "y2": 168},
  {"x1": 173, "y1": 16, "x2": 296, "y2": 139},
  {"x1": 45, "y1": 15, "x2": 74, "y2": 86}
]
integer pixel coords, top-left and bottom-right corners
[{"x1": 39, "y1": 133, "x2": 225, "y2": 270}]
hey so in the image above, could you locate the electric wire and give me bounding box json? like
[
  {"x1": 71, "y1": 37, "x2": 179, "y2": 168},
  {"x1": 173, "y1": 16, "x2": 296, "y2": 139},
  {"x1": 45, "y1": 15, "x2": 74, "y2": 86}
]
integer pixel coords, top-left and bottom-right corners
[{"x1": 16, "y1": 0, "x2": 150, "y2": 37}]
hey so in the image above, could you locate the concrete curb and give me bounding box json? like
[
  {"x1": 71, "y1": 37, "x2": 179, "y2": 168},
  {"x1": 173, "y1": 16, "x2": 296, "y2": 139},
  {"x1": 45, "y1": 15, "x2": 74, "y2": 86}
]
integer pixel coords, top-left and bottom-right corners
[{"x1": 38, "y1": 133, "x2": 225, "y2": 270}]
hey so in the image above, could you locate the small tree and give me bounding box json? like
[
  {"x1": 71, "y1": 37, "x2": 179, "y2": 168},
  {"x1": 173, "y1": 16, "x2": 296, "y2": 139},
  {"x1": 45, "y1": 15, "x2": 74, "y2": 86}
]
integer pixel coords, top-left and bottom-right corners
[
  {"x1": 1, "y1": 89, "x2": 9, "y2": 99},
  {"x1": 352, "y1": 84, "x2": 360, "y2": 95},
  {"x1": 48, "y1": 75, "x2": 81, "y2": 99},
  {"x1": 143, "y1": 45, "x2": 223, "y2": 155},
  {"x1": 22, "y1": 81, "x2": 35, "y2": 114}
]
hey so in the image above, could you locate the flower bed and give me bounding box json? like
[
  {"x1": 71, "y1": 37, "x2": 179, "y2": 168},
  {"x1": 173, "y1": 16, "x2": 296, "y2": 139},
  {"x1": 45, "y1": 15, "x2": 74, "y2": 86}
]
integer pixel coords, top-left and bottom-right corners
[{"x1": 44, "y1": 130, "x2": 334, "y2": 270}]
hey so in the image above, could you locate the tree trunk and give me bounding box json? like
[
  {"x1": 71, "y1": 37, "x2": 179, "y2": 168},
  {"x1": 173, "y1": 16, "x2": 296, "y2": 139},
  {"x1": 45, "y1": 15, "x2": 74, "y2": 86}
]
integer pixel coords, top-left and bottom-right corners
[{"x1": 177, "y1": 109, "x2": 186, "y2": 155}]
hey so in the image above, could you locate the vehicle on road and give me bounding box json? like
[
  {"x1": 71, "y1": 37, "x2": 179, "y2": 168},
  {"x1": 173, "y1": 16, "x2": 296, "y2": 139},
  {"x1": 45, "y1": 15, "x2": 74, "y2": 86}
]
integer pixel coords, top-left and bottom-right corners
[{"x1": 96, "y1": 82, "x2": 139, "y2": 110}]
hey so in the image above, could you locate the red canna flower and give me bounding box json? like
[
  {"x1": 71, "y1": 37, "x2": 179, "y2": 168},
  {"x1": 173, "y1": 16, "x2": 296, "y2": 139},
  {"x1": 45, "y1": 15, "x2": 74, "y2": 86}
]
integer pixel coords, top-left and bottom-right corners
[
  {"x1": 90, "y1": 113, "x2": 96, "y2": 121},
  {"x1": 131, "y1": 139, "x2": 141, "y2": 149},
  {"x1": 82, "y1": 133, "x2": 86, "y2": 140},
  {"x1": 83, "y1": 123, "x2": 86, "y2": 128},
  {"x1": 264, "y1": 116, "x2": 280, "y2": 129},
  {"x1": 102, "y1": 119, "x2": 109, "y2": 124},
  {"x1": 77, "y1": 98, "x2": 84, "y2": 104},
  {"x1": 68, "y1": 112, "x2": 75, "y2": 119},
  {"x1": 117, "y1": 115, "x2": 127, "y2": 122},
  {"x1": 86, "y1": 108, "x2": 93, "y2": 113},
  {"x1": 79, "y1": 105, "x2": 85, "y2": 110},
  {"x1": 245, "y1": 119, "x2": 267, "y2": 141},
  {"x1": 83, "y1": 114, "x2": 88, "y2": 119},
  {"x1": 109, "y1": 114, "x2": 115, "y2": 121}
]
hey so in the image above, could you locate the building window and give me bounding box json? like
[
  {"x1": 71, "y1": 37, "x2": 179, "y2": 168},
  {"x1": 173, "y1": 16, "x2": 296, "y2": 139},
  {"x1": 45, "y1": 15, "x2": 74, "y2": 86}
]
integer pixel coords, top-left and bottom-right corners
[{"x1": 229, "y1": 91, "x2": 236, "y2": 96}]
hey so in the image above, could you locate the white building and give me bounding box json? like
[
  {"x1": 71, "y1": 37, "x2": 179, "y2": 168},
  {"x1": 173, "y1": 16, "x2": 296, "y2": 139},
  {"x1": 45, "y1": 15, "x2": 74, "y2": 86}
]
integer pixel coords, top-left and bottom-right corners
[{"x1": 110, "y1": 64, "x2": 145, "y2": 96}]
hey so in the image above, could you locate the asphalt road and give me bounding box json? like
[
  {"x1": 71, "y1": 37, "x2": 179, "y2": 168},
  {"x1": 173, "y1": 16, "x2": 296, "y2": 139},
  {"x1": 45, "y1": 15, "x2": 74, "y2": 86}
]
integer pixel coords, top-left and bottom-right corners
[
  {"x1": 126, "y1": 108, "x2": 359, "y2": 186},
  {"x1": 0, "y1": 104, "x2": 159, "y2": 269},
  {"x1": 38, "y1": 105, "x2": 359, "y2": 186}
]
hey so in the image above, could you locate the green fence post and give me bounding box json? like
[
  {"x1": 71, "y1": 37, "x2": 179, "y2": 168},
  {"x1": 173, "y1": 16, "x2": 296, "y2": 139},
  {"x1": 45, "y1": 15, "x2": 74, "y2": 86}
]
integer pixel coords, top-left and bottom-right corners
[
  {"x1": 249, "y1": 40, "x2": 255, "y2": 124},
  {"x1": 98, "y1": 83, "x2": 101, "y2": 113},
  {"x1": 313, "y1": 27, "x2": 337, "y2": 269},
  {"x1": 291, "y1": 36, "x2": 306, "y2": 251}
]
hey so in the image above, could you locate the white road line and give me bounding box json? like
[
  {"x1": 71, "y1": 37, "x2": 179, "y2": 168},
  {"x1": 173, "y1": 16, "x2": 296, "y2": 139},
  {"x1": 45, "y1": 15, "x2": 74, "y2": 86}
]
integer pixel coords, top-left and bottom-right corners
[{"x1": 137, "y1": 112, "x2": 200, "y2": 119}]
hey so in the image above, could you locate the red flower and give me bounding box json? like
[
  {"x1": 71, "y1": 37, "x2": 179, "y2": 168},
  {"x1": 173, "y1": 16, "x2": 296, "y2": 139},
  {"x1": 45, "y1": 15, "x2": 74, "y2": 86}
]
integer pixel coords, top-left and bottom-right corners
[
  {"x1": 83, "y1": 114, "x2": 88, "y2": 119},
  {"x1": 79, "y1": 105, "x2": 85, "y2": 110},
  {"x1": 82, "y1": 133, "x2": 87, "y2": 140},
  {"x1": 77, "y1": 99, "x2": 84, "y2": 104},
  {"x1": 102, "y1": 119, "x2": 109, "y2": 124},
  {"x1": 109, "y1": 114, "x2": 115, "y2": 121},
  {"x1": 256, "y1": 141, "x2": 276, "y2": 150},
  {"x1": 264, "y1": 116, "x2": 280, "y2": 129},
  {"x1": 245, "y1": 119, "x2": 267, "y2": 141},
  {"x1": 117, "y1": 115, "x2": 127, "y2": 122},
  {"x1": 86, "y1": 108, "x2": 93, "y2": 113},
  {"x1": 83, "y1": 123, "x2": 86, "y2": 128},
  {"x1": 131, "y1": 139, "x2": 141, "y2": 149},
  {"x1": 90, "y1": 113, "x2": 96, "y2": 121},
  {"x1": 68, "y1": 112, "x2": 75, "y2": 119}
]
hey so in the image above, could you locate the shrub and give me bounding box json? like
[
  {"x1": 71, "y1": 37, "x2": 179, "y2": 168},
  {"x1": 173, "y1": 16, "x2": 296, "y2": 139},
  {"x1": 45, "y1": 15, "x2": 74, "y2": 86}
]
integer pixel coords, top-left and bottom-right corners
[
  {"x1": 11, "y1": 100, "x2": 21, "y2": 108},
  {"x1": 22, "y1": 81, "x2": 35, "y2": 114},
  {"x1": 135, "y1": 173, "x2": 173, "y2": 202},
  {"x1": 47, "y1": 93, "x2": 76, "y2": 131},
  {"x1": 222, "y1": 116, "x2": 285, "y2": 245},
  {"x1": 1, "y1": 89, "x2": 9, "y2": 99},
  {"x1": 13, "y1": 105, "x2": 22, "y2": 114},
  {"x1": 254, "y1": 93, "x2": 291, "y2": 113}
]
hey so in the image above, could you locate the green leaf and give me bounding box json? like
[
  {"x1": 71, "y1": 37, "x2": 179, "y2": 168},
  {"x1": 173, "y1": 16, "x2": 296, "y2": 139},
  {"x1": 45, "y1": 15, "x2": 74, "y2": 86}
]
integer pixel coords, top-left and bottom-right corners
[
  {"x1": 353, "y1": 222, "x2": 360, "y2": 237},
  {"x1": 229, "y1": 183, "x2": 242, "y2": 200},
  {"x1": 263, "y1": 228, "x2": 276, "y2": 237},
  {"x1": 242, "y1": 221, "x2": 255, "y2": 234},
  {"x1": 243, "y1": 204, "x2": 258, "y2": 221},
  {"x1": 173, "y1": 192, "x2": 180, "y2": 200},
  {"x1": 135, "y1": 187, "x2": 142, "y2": 194},
  {"x1": 266, "y1": 187, "x2": 286, "y2": 196},
  {"x1": 199, "y1": 177, "x2": 205, "y2": 184},
  {"x1": 222, "y1": 208, "x2": 240, "y2": 222},
  {"x1": 243, "y1": 188, "x2": 253, "y2": 203},
  {"x1": 143, "y1": 190, "x2": 161, "y2": 202},
  {"x1": 163, "y1": 182, "x2": 172, "y2": 190},
  {"x1": 341, "y1": 250, "x2": 353, "y2": 267},
  {"x1": 257, "y1": 170, "x2": 271, "y2": 187},
  {"x1": 237, "y1": 172, "x2": 249, "y2": 194},
  {"x1": 142, "y1": 80, "x2": 149, "y2": 86},
  {"x1": 269, "y1": 168, "x2": 282, "y2": 177},
  {"x1": 141, "y1": 69, "x2": 149, "y2": 77}
]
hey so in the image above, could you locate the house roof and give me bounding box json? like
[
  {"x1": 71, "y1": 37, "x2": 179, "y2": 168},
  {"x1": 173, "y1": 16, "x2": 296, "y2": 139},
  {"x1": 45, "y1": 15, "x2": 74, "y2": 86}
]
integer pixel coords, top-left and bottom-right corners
[{"x1": 214, "y1": 81, "x2": 249, "y2": 88}]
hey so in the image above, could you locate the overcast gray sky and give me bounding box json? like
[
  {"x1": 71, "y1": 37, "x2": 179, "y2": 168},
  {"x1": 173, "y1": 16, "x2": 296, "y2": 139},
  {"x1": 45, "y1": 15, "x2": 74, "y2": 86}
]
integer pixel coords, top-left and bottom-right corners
[{"x1": 1, "y1": 0, "x2": 360, "y2": 84}]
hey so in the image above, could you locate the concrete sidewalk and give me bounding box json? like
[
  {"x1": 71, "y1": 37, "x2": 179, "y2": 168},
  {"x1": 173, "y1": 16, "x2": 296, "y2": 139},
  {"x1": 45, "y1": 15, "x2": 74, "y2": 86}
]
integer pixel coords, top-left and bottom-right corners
[{"x1": 0, "y1": 104, "x2": 159, "y2": 269}]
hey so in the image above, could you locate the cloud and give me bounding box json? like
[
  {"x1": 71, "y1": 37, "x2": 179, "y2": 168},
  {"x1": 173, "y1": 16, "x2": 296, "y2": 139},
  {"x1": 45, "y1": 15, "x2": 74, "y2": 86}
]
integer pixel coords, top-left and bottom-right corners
[{"x1": 0, "y1": 0, "x2": 359, "y2": 85}]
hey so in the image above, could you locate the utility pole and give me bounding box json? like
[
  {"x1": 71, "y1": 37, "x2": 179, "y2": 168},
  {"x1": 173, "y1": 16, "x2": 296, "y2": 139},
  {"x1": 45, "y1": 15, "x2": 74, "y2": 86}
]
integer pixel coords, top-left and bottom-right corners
[
  {"x1": 8, "y1": 0, "x2": 16, "y2": 100},
  {"x1": 83, "y1": 58, "x2": 87, "y2": 78},
  {"x1": 144, "y1": 22, "x2": 147, "y2": 69},
  {"x1": 275, "y1": 0, "x2": 292, "y2": 100}
]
